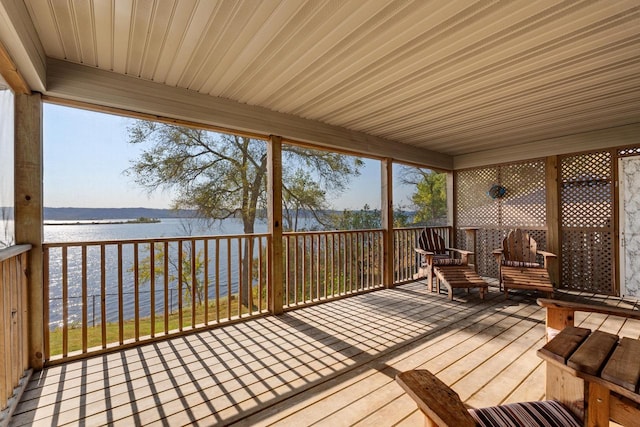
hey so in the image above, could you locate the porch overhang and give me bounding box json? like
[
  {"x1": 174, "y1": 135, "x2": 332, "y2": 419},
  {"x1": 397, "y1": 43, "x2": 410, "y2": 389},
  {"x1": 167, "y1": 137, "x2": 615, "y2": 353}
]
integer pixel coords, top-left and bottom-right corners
[{"x1": 0, "y1": 1, "x2": 638, "y2": 170}]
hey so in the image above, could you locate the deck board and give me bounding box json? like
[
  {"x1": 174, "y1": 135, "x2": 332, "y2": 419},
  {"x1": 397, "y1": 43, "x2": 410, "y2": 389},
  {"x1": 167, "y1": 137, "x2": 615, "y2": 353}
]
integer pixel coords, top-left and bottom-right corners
[{"x1": 9, "y1": 280, "x2": 640, "y2": 427}]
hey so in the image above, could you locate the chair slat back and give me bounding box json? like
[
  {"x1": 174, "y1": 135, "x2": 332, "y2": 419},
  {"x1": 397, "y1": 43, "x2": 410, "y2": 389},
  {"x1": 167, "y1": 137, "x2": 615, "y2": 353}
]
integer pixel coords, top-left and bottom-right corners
[
  {"x1": 503, "y1": 229, "x2": 537, "y2": 263},
  {"x1": 418, "y1": 228, "x2": 447, "y2": 254}
]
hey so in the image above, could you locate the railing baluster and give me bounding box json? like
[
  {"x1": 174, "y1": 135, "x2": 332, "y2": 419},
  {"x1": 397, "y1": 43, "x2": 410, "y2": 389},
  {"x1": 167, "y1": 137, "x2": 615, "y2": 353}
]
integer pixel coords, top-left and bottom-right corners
[
  {"x1": 163, "y1": 241, "x2": 169, "y2": 334},
  {"x1": 204, "y1": 239, "x2": 209, "y2": 324},
  {"x1": 258, "y1": 236, "x2": 264, "y2": 311},
  {"x1": 81, "y1": 246, "x2": 87, "y2": 353},
  {"x1": 150, "y1": 243, "x2": 155, "y2": 337},
  {"x1": 43, "y1": 247, "x2": 50, "y2": 360},
  {"x1": 178, "y1": 241, "x2": 183, "y2": 331},
  {"x1": 248, "y1": 236, "x2": 254, "y2": 316},
  {"x1": 100, "y1": 244, "x2": 106, "y2": 349},
  {"x1": 62, "y1": 246, "x2": 68, "y2": 357},
  {"x1": 134, "y1": 242, "x2": 139, "y2": 341},
  {"x1": 215, "y1": 238, "x2": 220, "y2": 323},
  {"x1": 284, "y1": 236, "x2": 289, "y2": 306},
  {"x1": 118, "y1": 244, "x2": 124, "y2": 345},
  {"x1": 315, "y1": 235, "x2": 320, "y2": 300},
  {"x1": 191, "y1": 239, "x2": 196, "y2": 327},
  {"x1": 227, "y1": 238, "x2": 231, "y2": 321},
  {"x1": 237, "y1": 237, "x2": 243, "y2": 317}
]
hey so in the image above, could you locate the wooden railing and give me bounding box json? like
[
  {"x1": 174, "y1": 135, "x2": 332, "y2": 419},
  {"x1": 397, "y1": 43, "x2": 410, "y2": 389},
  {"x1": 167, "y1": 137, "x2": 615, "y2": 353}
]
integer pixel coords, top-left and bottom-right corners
[
  {"x1": 43, "y1": 234, "x2": 269, "y2": 362},
  {"x1": 0, "y1": 245, "x2": 31, "y2": 414},
  {"x1": 393, "y1": 226, "x2": 451, "y2": 283},
  {"x1": 282, "y1": 230, "x2": 384, "y2": 308},
  {"x1": 42, "y1": 226, "x2": 453, "y2": 363}
]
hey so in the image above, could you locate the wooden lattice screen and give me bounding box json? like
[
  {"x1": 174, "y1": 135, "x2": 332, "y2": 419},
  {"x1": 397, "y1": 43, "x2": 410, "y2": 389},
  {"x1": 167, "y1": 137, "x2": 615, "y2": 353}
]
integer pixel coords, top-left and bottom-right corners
[
  {"x1": 560, "y1": 151, "x2": 615, "y2": 294},
  {"x1": 456, "y1": 160, "x2": 546, "y2": 278}
]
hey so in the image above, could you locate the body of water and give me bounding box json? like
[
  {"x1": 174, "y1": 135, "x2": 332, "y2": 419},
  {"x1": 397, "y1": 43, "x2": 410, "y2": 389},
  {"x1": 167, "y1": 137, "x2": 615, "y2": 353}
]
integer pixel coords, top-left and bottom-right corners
[{"x1": 45, "y1": 218, "x2": 268, "y2": 329}]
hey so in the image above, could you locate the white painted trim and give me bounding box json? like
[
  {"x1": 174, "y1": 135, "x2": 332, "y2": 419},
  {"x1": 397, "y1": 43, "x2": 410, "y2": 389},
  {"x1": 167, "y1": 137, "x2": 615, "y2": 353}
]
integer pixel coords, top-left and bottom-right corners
[
  {"x1": 0, "y1": 0, "x2": 46, "y2": 92},
  {"x1": 453, "y1": 123, "x2": 640, "y2": 170},
  {"x1": 45, "y1": 59, "x2": 453, "y2": 170},
  {"x1": 619, "y1": 156, "x2": 627, "y2": 297}
]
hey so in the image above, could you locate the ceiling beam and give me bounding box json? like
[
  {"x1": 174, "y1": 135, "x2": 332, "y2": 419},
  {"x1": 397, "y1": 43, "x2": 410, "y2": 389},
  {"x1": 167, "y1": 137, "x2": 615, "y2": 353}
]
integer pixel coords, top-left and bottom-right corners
[
  {"x1": 45, "y1": 59, "x2": 452, "y2": 170},
  {"x1": 0, "y1": 0, "x2": 46, "y2": 92},
  {"x1": 453, "y1": 123, "x2": 640, "y2": 170}
]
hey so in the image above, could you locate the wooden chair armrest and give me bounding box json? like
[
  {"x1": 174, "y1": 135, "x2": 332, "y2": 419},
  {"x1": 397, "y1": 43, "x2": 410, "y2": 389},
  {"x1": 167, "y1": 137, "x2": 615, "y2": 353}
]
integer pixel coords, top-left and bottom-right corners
[
  {"x1": 447, "y1": 248, "x2": 472, "y2": 264},
  {"x1": 414, "y1": 248, "x2": 435, "y2": 256},
  {"x1": 537, "y1": 250, "x2": 557, "y2": 258},
  {"x1": 537, "y1": 251, "x2": 557, "y2": 269},
  {"x1": 447, "y1": 248, "x2": 473, "y2": 256},
  {"x1": 538, "y1": 298, "x2": 640, "y2": 322},
  {"x1": 396, "y1": 370, "x2": 476, "y2": 427}
]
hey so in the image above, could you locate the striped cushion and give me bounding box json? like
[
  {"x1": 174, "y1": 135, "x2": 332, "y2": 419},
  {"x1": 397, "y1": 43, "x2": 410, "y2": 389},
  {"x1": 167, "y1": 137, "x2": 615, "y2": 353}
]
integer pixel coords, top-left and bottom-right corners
[
  {"x1": 433, "y1": 258, "x2": 463, "y2": 266},
  {"x1": 469, "y1": 400, "x2": 580, "y2": 427},
  {"x1": 502, "y1": 260, "x2": 541, "y2": 268}
]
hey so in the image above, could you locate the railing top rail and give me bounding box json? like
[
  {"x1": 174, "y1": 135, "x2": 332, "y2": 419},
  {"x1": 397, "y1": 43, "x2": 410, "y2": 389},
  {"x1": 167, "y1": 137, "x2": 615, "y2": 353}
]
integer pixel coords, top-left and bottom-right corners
[
  {"x1": 43, "y1": 233, "x2": 271, "y2": 248},
  {"x1": 393, "y1": 226, "x2": 451, "y2": 231},
  {"x1": 283, "y1": 228, "x2": 384, "y2": 237},
  {"x1": 0, "y1": 244, "x2": 32, "y2": 262}
]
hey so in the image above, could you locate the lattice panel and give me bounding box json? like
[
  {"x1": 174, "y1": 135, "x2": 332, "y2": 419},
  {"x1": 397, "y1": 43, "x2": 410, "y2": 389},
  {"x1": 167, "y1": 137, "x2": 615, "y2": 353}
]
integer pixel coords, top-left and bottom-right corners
[
  {"x1": 500, "y1": 161, "x2": 546, "y2": 227},
  {"x1": 560, "y1": 151, "x2": 615, "y2": 294},
  {"x1": 561, "y1": 151, "x2": 612, "y2": 228},
  {"x1": 561, "y1": 230, "x2": 614, "y2": 294},
  {"x1": 618, "y1": 146, "x2": 640, "y2": 157},
  {"x1": 456, "y1": 228, "x2": 547, "y2": 278},
  {"x1": 456, "y1": 167, "x2": 499, "y2": 227},
  {"x1": 456, "y1": 160, "x2": 547, "y2": 278}
]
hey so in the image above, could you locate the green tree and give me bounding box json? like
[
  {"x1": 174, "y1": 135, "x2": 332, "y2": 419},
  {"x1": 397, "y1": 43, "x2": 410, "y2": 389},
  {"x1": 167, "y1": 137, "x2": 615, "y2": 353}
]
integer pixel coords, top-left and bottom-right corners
[
  {"x1": 329, "y1": 204, "x2": 410, "y2": 230},
  {"x1": 126, "y1": 121, "x2": 362, "y2": 306},
  {"x1": 135, "y1": 242, "x2": 206, "y2": 306},
  {"x1": 400, "y1": 167, "x2": 448, "y2": 225},
  {"x1": 282, "y1": 170, "x2": 326, "y2": 231}
]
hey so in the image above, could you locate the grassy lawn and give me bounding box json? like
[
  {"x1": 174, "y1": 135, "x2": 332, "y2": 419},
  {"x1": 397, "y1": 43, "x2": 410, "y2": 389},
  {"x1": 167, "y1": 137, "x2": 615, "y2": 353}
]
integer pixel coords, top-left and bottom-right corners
[{"x1": 49, "y1": 293, "x2": 266, "y2": 356}]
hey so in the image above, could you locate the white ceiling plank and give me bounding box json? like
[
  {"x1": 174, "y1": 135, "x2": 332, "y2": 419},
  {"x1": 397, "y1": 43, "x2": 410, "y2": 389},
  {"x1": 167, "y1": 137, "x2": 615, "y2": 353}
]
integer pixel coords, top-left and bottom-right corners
[
  {"x1": 4, "y1": 0, "x2": 638, "y2": 165},
  {"x1": 125, "y1": 0, "x2": 154, "y2": 77},
  {"x1": 150, "y1": 0, "x2": 197, "y2": 83},
  {"x1": 70, "y1": 0, "x2": 96, "y2": 65},
  {"x1": 112, "y1": 0, "x2": 133, "y2": 74},
  {"x1": 92, "y1": 0, "x2": 113, "y2": 70}
]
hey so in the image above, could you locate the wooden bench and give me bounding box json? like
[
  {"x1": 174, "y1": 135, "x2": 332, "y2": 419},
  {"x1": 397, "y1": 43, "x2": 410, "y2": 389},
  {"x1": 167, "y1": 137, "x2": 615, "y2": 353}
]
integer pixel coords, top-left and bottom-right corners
[
  {"x1": 537, "y1": 298, "x2": 640, "y2": 426},
  {"x1": 537, "y1": 326, "x2": 640, "y2": 426},
  {"x1": 433, "y1": 265, "x2": 488, "y2": 301}
]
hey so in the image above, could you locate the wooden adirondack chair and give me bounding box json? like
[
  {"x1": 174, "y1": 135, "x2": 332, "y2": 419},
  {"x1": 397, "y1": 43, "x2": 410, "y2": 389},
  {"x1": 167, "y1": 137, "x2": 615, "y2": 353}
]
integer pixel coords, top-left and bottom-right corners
[
  {"x1": 396, "y1": 299, "x2": 640, "y2": 426},
  {"x1": 492, "y1": 229, "x2": 556, "y2": 298},
  {"x1": 413, "y1": 228, "x2": 469, "y2": 289},
  {"x1": 413, "y1": 228, "x2": 488, "y2": 300},
  {"x1": 396, "y1": 370, "x2": 580, "y2": 427}
]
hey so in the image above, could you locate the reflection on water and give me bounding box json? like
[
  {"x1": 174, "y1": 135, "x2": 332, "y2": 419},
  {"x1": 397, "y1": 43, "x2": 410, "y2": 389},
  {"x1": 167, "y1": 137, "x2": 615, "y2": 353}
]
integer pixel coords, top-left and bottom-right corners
[{"x1": 45, "y1": 218, "x2": 268, "y2": 329}]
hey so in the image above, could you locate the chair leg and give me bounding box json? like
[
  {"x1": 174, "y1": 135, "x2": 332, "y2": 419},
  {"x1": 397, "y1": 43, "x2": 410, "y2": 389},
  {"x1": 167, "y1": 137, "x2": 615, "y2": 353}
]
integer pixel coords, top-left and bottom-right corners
[{"x1": 427, "y1": 268, "x2": 434, "y2": 292}]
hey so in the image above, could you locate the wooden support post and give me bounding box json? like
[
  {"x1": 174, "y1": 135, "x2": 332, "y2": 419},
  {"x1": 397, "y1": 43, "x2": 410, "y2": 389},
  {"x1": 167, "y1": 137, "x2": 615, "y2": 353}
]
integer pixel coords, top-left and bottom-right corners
[
  {"x1": 462, "y1": 228, "x2": 478, "y2": 272},
  {"x1": 14, "y1": 92, "x2": 43, "y2": 369},
  {"x1": 381, "y1": 159, "x2": 394, "y2": 288},
  {"x1": 545, "y1": 156, "x2": 561, "y2": 287},
  {"x1": 268, "y1": 135, "x2": 284, "y2": 314},
  {"x1": 587, "y1": 382, "x2": 610, "y2": 427}
]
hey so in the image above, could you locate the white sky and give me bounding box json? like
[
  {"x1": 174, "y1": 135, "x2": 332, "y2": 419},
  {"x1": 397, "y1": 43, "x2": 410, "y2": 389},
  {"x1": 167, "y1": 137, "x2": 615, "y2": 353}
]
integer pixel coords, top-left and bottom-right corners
[{"x1": 44, "y1": 103, "x2": 416, "y2": 210}]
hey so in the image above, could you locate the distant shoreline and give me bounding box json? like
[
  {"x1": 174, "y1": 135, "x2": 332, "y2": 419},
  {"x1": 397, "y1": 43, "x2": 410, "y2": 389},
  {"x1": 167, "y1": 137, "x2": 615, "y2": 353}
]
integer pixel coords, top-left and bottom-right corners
[{"x1": 45, "y1": 217, "x2": 162, "y2": 226}]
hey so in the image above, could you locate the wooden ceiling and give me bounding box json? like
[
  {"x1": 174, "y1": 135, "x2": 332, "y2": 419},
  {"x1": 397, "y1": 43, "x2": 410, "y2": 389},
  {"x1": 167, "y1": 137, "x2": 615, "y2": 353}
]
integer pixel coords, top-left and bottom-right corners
[{"x1": 2, "y1": 0, "x2": 640, "y2": 168}]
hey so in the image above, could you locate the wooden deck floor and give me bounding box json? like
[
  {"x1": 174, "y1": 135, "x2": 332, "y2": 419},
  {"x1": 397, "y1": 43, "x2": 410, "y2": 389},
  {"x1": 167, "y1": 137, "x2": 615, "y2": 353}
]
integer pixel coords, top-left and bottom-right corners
[{"x1": 10, "y1": 280, "x2": 640, "y2": 427}]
